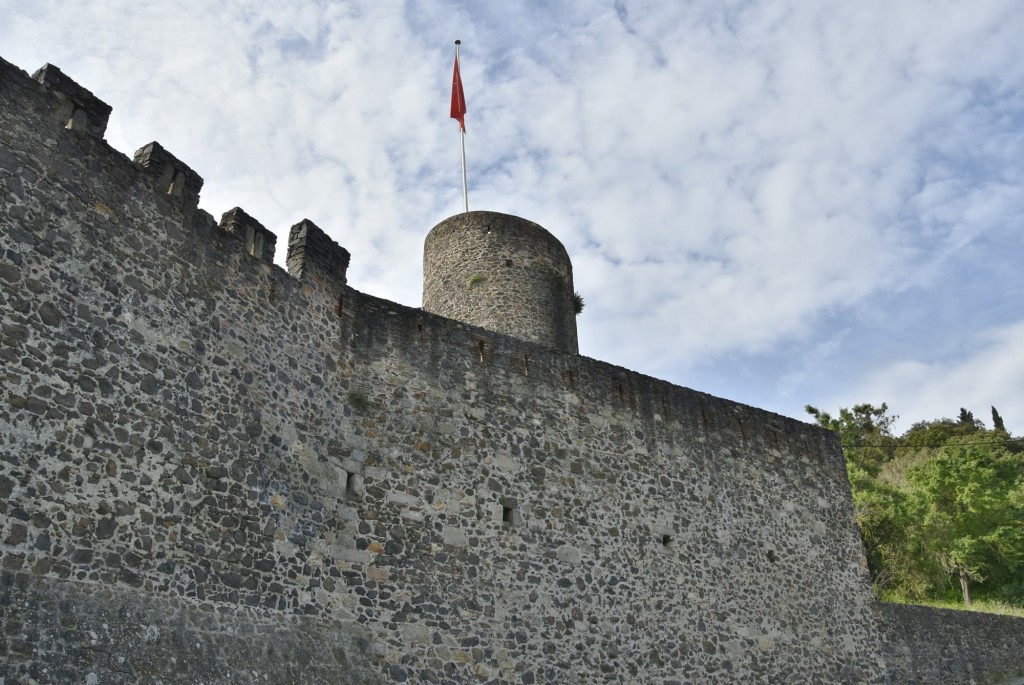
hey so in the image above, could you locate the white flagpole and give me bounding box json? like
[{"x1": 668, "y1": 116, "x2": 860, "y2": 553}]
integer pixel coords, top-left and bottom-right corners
[
  {"x1": 456, "y1": 40, "x2": 469, "y2": 213},
  {"x1": 460, "y1": 124, "x2": 469, "y2": 213}
]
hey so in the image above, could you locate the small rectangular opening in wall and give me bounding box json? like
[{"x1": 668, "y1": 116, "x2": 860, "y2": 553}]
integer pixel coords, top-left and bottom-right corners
[
  {"x1": 345, "y1": 471, "x2": 357, "y2": 495},
  {"x1": 245, "y1": 227, "x2": 264, "y2": 258},
  {"x1": 616, "y1": 380, "x2": 635, "y2": 408},
  {"x1": 168, "y1": 171, "x2": 184, "y2": 196},
  {"x1": 66, "y1": 108, "x2": 87, "y2": 130},
  {"x1": 478, "y1": 339, "x2": 486, "y2": 363},
  {"x1": 500, "y1": 496, "x2": 520, "y2": 527},
  {"x1": 523, "y1": 354, "x2": 530, "y2": 377},
  {"x1": 661, "y1": 534, "x2": 673, "y2": 547}
]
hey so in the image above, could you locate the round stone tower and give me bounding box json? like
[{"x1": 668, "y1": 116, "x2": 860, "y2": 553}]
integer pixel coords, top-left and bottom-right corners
[{"x1": 423, "y1": 211, "x2": 579, "y2": 354}]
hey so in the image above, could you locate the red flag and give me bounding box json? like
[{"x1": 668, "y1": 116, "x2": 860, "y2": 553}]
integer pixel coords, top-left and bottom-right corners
[{"x1": 450, "y1": 53, "x2": 466, "y2": 132}]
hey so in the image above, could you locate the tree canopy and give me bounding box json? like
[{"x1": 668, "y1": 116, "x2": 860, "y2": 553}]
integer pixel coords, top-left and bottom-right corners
[{"x1": 806, "y1": 403, "x2": 1024, "y2": 607}]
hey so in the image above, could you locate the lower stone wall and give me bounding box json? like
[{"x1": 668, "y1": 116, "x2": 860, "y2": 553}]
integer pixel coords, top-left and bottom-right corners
[
  {"x1": 8, "y1": 568, "x2": 1024, "y2": 685},
  {"x1": 0, "y1": 570, "x2": 381, "y2": 684},
  {"x1": 877, "y1": 602, "x2": 1024, "y2": 685}
]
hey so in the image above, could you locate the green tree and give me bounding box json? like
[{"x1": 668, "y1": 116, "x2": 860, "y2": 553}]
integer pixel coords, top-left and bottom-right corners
[
  {"x1": 904, "y1": 417, "x2": 979, "y2": 449},
  {"x1": 846, "y1": 466, "x2": 917, "y2": 594},
  {"x1": 992, "y1": 406, "x2": 1007, "y2": 433},
  {"x1": 806, "y1": 403, "x2": 904, "y2": 590},
  {"x1": 805, "y1": 403, "x2": 897, "y2": 476},
  {"x1": 958, "y1": 407, "x2": 983, "y2": 432},
  {"x1": 905, "y1": 434, "x2": 1024, "y2": 605},
  {"x1": 809, "y1": 402, "x2": 1024, "y2": 606}
]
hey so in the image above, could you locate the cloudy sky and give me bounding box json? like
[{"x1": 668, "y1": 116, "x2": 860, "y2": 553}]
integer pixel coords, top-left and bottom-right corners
[{"x1": 4, "y1": 0, "x2": 1023, "y2": 434}]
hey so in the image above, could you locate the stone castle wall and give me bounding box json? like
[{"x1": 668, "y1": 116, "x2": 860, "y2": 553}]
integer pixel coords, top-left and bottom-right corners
[{"x1": 2, "y1": 56, "x2": 1023, "y2": 684}]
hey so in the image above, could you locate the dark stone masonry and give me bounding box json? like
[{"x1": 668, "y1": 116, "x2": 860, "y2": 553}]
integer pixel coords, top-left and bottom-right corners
[
  {"x1": 1, "y1": 55, "x2": 1022, "y2": 684},
  {"x1": 424, "y1": 211, "x2": 579, "y2": 354}
]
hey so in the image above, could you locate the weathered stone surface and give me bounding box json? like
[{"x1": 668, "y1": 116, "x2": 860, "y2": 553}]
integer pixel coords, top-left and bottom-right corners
[
  {"x1": 424, "y1": 211, "x2": 580, "y2": 353},
  {"x1": 1, "y1": 53, "x2": 1023, "y2": 684},
  {"x1": 0, "y1": 571, "x2": 378, "y2": 684},
  {"x1": 877, "y1": 603, "x2": 1024, "y2": 684}
]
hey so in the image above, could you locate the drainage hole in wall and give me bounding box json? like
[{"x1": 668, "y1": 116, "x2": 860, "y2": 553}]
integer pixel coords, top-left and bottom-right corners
[
  {"x1": 661, "y1": 534, "x2": 673, "y2": 547},
  {"x1": 765, "y1": 549, "x2": 778, "y2": 563}
]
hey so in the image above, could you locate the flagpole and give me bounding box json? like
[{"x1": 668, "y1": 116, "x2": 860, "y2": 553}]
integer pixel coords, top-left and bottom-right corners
[{"x1": 456, "y1": 40, "x2": 469, "y2": 213}]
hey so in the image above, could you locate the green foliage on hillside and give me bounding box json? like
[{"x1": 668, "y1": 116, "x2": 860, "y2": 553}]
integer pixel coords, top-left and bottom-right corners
[{"x1": 806, "y1": 403, "x2": 1024, "y2": 609}]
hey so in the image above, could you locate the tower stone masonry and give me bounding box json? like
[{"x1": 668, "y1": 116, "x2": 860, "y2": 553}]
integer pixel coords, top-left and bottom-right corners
[
  {"x1": 1, "y1": 55, "x2": 1023, "y2": 684},
  {"x1": 423, "y1": 210, "x2": 580, "y2": 354}
]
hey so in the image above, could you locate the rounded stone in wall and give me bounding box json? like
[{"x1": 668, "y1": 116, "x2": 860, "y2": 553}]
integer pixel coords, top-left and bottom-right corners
[{"x1": 422, "y1": 211, "x2": 579, "y2": 354}]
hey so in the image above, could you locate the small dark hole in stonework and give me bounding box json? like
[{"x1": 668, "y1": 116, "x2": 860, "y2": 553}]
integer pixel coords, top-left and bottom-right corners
[
  {"x1": 478, "y1": 340, "x2": 486, "y2": 363},
  {"x1": 335, "y1": 294, "x2": 344, "y2": 316},
  {"x1": 662, "y1": 534, "x2": 673, "y2": 546},
  {"x1": 523, "y1": 354, "x2": 530, "y2": 377},
  {"x1": 502, "y1": 506, "x2": 515, "y2": 525},
  {"x1": 345, "y1": 472, "x2": 356, "y2": 495},
  {"x1": 505, "y1": 259, "x2": 513, "y2": 267},
  {"x1": 766, "y1": 550, "x2": 778, "y2": 563}
]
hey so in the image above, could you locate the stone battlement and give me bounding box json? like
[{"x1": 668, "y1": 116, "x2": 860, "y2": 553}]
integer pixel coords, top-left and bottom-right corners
[{"x1": 1, "y1": 57, "x2": 345, "y2": 297}]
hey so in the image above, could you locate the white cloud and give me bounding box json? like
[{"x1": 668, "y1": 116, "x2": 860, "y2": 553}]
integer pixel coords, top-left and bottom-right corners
[{"x1": 825, "y1": 320, "x2": 1024, "y2": 436}]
